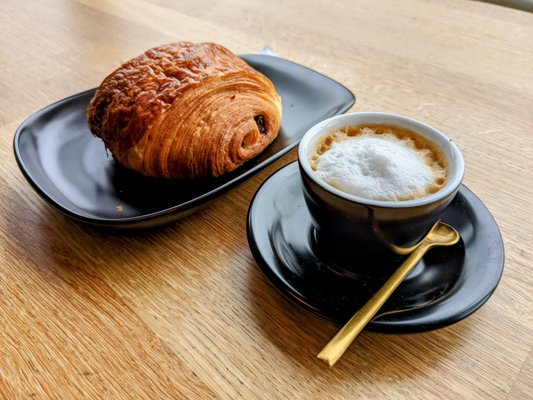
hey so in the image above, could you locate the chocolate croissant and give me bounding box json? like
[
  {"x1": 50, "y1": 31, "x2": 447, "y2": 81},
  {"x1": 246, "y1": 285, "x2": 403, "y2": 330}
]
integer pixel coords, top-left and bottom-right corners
[{"x1": 86, "y1": 42, "x2": 282, "y2": 179}]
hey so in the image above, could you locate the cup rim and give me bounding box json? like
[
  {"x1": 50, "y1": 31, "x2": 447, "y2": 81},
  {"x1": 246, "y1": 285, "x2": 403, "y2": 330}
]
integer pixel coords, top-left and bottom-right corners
[{"x1": 298, "y1": 112, "x2": 465, "y2": 208}]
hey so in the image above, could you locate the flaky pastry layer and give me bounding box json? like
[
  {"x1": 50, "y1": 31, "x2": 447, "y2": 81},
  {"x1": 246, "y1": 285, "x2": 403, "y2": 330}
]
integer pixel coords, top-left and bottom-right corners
[{"x1": 86, "y1": 42, "x2": 282, "y2": 178}]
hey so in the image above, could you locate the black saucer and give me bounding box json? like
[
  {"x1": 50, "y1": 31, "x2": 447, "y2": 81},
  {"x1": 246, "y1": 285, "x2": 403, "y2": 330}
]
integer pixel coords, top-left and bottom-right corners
[{"x1": 247, "y1": 162, "x2": 504, "y2": 333}]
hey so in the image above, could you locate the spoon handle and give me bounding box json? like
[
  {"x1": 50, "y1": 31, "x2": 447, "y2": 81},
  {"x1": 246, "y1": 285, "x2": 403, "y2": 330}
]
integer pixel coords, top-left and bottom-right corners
[{"x1": 317, "y1": 243, "x2": 430, "y2": 367}]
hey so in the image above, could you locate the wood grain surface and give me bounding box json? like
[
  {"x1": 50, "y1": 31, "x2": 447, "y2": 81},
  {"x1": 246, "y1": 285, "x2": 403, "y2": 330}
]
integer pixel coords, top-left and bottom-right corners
[{"x1": 1, "y1": 0, "x2": 532, "y2": 399}]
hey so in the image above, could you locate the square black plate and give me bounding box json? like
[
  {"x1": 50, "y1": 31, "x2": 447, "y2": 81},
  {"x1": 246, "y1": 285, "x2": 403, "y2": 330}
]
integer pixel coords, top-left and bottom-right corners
[{"x1": 13, "y1": 55, "x2": 355, "y2": 229}]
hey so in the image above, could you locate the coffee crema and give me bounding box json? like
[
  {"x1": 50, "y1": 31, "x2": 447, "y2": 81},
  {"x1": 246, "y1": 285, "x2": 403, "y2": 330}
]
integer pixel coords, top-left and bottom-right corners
[{"x1": 309, "y1": 124, "x2": 448, "y2": 201}]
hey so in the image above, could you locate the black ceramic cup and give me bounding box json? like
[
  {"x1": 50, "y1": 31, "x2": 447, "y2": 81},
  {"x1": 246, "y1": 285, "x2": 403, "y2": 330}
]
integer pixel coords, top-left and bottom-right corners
[{"x1": 298, "y1": 112, "x2": 464, "y2": 277}]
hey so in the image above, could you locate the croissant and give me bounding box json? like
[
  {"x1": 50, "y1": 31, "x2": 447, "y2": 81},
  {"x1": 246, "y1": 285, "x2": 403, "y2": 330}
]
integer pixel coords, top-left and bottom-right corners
[{"x1": 86, "y1": 42, "x2": 282, "y2": 179}]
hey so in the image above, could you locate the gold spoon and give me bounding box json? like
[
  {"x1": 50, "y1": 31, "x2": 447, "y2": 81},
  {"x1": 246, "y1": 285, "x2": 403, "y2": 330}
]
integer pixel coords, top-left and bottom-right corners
[{"x1": 317, "y1": 221, "x2": 460, "y2": 367}]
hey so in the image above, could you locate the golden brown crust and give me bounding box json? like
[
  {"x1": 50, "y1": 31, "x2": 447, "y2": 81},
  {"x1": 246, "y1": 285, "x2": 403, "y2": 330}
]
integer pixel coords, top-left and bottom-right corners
[{"x1": 86, "y1": 42, "x2": 282, "y2": 178}]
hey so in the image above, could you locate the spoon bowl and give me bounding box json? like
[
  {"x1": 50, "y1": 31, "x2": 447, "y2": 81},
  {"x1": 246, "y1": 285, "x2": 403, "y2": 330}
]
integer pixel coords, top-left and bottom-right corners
[
  {"x1": 389, "y1": 221, "x2": 459, "y2": 255},
  {"x1": 427, "y1": 222, "x2": 460, "y2": 245}
]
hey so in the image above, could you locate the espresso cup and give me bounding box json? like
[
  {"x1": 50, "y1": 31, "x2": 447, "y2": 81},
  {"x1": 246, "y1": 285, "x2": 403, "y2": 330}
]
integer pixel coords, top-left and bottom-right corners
[{"x1": 298, "y1": 112, "x2": 464, "y2": 277}]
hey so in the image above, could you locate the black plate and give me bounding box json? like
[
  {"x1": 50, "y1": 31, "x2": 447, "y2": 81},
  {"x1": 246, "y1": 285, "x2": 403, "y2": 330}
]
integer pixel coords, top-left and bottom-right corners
[
  {"x1": 247, "y1": 162, "x2": 505, "y2": 333},
  {"x1": 13, "y1": 55, "x2": 355, "y2": 229}
]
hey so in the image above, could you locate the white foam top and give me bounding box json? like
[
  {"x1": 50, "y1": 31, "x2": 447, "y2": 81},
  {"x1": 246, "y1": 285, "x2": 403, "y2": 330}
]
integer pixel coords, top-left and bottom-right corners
[{"x1": 313, "y1": 130, "x2": 441, "y2": 201}]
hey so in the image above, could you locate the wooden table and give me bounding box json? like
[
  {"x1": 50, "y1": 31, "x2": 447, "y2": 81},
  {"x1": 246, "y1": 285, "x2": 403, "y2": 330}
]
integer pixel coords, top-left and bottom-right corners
[{"x1": 1, "y1": 1, "x2": 532, "y2": 398}]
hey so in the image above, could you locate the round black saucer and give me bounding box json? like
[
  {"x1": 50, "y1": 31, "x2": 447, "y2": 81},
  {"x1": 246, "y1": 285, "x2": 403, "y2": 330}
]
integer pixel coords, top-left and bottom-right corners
[{"x1": 247, "y1": 161, "x2": 504, "y2": 333}]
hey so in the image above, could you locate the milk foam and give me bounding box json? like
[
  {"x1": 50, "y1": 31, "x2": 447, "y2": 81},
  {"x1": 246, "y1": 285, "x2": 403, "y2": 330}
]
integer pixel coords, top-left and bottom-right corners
[{"x1": 311, "y1": 127, "x2": 446, "y2": 201}]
